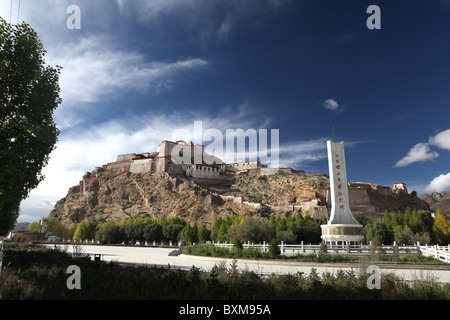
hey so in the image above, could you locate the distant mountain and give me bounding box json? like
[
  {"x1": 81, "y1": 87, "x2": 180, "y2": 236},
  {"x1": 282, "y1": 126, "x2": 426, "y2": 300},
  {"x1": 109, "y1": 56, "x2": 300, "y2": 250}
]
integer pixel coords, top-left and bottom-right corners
[
  {"x1": 419, "y1": 191, "x2": 450, "y2": 217},
  {"x1": 14, "y1": 222, "x2": 30, "y2": 231}
]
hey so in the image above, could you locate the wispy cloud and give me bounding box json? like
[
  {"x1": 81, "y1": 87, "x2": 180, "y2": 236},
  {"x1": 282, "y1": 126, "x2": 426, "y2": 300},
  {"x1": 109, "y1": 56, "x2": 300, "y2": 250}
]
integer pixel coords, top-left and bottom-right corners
[
  {"x1": 114, "y1": 0, "x2": 290, "y2": 43},
  {"x1": 50, "y1": 35, "x2": 209, "y2": 104},
  {"x1": 45, "y1": 35, "x2": 208, "y2": 129},
  {"x1": 218, "y1": 14, "x2": 233, "y2": 42},
  {"x1": 278, "y1": 139, "x2": 328, "y2": 169}
]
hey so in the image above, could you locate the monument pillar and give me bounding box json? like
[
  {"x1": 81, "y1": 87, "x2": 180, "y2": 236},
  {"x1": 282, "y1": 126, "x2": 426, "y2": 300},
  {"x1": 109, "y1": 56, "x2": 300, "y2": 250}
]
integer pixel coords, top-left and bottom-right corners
[{"x1": 321, "y1": 141, "x2": 364, "y2": 245}]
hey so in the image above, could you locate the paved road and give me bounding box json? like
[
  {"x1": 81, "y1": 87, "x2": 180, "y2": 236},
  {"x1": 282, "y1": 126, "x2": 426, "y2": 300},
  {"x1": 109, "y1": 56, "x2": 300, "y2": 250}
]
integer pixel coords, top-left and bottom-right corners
[{"x1": 47, "y1": 244, "x2": 450, "y2": 283}]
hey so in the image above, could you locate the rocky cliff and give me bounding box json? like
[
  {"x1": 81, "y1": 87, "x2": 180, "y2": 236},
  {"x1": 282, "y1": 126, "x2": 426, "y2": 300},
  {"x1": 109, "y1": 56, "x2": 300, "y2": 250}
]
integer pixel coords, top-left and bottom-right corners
[
  {"x1": 48, "y1": 166, "x2": 430, "y2": 226},
  {"x1": 419, "y1": 191, "x2": 450, "y2": 217}
]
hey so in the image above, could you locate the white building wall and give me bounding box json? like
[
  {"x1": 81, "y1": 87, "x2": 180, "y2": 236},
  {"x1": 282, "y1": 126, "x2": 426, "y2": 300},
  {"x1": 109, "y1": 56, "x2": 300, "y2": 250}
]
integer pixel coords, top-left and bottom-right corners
[
  {"x1": 130, "y1": 159, "x2": 154, "y2": 173},
  {"x1": 187, "y1": 165, "x2": 220, "y2": 179}
]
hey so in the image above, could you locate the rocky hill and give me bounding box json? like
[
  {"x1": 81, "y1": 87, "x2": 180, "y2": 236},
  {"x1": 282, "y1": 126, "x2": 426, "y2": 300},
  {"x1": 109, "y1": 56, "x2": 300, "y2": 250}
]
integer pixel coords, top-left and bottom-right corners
[
  {"x1": 48, "y1": 165, "x2": 431, "y2": 227},
  {"x1": 419, "y1": 191, "x2": 450, "y2": 217}
]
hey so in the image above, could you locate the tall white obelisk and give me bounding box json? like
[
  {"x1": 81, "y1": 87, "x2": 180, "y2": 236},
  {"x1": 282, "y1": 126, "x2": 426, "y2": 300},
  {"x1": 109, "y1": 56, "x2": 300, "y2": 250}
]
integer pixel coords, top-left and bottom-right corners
[{"x1": 321, "y1": 141, "x2": 364, "y2": 245}]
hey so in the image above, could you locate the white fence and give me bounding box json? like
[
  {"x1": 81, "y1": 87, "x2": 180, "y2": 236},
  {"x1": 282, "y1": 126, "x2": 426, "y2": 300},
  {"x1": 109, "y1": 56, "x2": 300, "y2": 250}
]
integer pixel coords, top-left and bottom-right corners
[
  {"x1": 210, "y1": 241, "x2": 450, "y2": 262},
  {"x1": 418, "y1": 244, "x2": 450, "y2": 263},
  {"x1": 53, "y1": 238, "x2": 182, "y2": 247}
]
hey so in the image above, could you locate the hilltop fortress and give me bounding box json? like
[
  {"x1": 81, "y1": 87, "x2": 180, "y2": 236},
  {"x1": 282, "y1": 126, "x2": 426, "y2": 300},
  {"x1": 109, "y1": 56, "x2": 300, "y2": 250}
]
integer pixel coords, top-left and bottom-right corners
[
  {"x1": 94, "y1": 140, "x2": 422, "y2": 220},
  {"x1": 48, "y1": 139, "x2": 430, "y2": 226},
  {"x1": 102, "y1": 140, "x2": 268, "y2": 180}
]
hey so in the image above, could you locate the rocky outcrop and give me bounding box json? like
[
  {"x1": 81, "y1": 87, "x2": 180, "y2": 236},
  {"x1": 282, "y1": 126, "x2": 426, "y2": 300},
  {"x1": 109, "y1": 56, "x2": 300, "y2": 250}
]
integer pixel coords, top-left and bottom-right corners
[
  {"x1": 48, "y1": 166, "x2": 431, "y2": 226},
  {"x1": 49, "y1": 167, "x2": 252, "y2": 227},
  {"x1": 346, "y1": 182, "x2": 430, "y2": 219},
  {"x1": 419, "y1": 191, "x2": 450, "y2": 217}
]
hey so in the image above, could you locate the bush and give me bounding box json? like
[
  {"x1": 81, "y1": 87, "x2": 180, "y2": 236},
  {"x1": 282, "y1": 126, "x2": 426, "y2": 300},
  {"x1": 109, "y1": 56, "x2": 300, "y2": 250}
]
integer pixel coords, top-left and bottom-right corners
[
  {"x1": 233, "y1": 238, "x2": 243, "y2": 251},
  {"x1": 1, "y1": 244, "x2": 449, "y2": 300},
  {"x1": 268, "y1": 239, "x2": 280, "y2": 258}
]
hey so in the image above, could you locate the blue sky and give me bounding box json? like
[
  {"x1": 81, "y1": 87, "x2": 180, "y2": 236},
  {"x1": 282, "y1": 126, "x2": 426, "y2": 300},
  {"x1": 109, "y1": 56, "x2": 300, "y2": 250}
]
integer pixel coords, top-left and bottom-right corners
[{"x1": 1, "y1": 0, "x2": 450, "y2": 223}]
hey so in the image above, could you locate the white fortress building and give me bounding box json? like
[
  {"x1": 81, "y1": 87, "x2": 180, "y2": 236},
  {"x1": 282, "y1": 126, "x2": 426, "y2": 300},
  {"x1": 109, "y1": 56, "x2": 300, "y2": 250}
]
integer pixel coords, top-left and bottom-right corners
[{"x1": 102, "y1": 140, "x2": 266, "y2": 180}]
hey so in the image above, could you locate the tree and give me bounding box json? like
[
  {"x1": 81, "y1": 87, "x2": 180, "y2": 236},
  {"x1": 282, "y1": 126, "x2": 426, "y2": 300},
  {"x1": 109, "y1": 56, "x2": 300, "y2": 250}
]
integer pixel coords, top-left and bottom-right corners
[
  {"x1": 0, "y1": 18, "x2": 61, "y2": 236},
  {"x1": 182, "y1": 223, "x2": 199, "y2": 244},
  {"x1": 27, "y1": 220, "x2": 42, "y2": 232},
  {"x1": 393, "y1": 225, "x2": 414, "y2": 245},
  {"x1": 162, "y1": 224, "x2": 184, "y2": 242},
  {"x1": 45, "y1": 217, "x2": 75, "y2": 239},
  {"x1": 295, "y1": 218, "x2": 322, "y2": 244},
  {"x1": 197, "y1": 223, "x2": 210, "y2": 243},
  {"x1": 227, "y1": 217, "x2": 274, "y2": 243},
  {"x1": 74, "y1": 220, "x2": 97, "y2": 241},
  {"x1": 433, "y1": 208, "x2": 450, "y2": 245},
  {"x1": 365, "y1": 219, "x2": 390, "y2": 245},
  {"x1": 143, "y1": 223, "x2": 162, "y2": 242},
  {"x1": 211, "y1": 217, "x2": 228, "y2": 242},
  {"x1": 96, "y1": 224, "x2": 125, "y2": 244}
]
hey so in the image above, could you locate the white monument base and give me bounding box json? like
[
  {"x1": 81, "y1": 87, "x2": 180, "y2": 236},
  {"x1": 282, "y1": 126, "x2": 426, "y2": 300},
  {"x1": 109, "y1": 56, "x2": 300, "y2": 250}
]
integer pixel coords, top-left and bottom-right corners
[{"x1": 321, "y1": 224, "x2": 364, "y2": 245}]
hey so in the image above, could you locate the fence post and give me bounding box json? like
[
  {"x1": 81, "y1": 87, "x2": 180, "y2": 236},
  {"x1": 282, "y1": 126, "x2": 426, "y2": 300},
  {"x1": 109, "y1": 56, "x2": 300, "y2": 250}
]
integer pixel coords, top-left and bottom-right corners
[
  {"x1": 346, "y1": 241, "x2": 350, "y2": 254},
  {"x1": 393, "y1": 241, "x2": 399, "y2": 255},
  {"x1": 301, "y1": 241, "x2": 304, "y2": 253},
  {"x1": 281, "y1": 241, "x2": 284, "y2": 255}
]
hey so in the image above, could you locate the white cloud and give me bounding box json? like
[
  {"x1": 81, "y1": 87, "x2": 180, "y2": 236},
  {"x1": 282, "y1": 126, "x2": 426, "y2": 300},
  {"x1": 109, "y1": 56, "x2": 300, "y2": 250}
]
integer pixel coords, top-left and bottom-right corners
[
  {"x1": 429, "y1": 129, "x2": 450, "y2": 151},
  {"x1": 322, "y1": 99, "x2": 344, "y2": 113},
  {"x1": 394, "y1": 142, "x2": 439, "y2": 167},
  {"x1": 395, "y1": 129, "x2": 450, "y2": 167},
  {"x1": 424, "y1": 173, "x2": 450, "y2": 193}
]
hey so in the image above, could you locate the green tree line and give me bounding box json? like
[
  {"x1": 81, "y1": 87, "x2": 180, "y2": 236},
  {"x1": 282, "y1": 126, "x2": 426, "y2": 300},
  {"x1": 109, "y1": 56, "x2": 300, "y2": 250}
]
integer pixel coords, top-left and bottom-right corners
[
  {"x1": 362, "y1": 208, "x2": 450, "y2": 245},
  {"x1": 27, "y1": 208, "x2": 450, "y2": 246}
]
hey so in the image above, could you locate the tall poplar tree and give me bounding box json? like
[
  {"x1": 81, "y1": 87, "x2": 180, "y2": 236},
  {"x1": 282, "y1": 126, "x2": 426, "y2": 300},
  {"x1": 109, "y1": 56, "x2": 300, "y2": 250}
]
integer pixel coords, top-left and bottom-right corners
[
  {"x1": 0, "y1": 18, "x2": 61, "y2": 236},
  {"x1": 433, "y1": 208, "x2": 450, "y2": 245}
]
